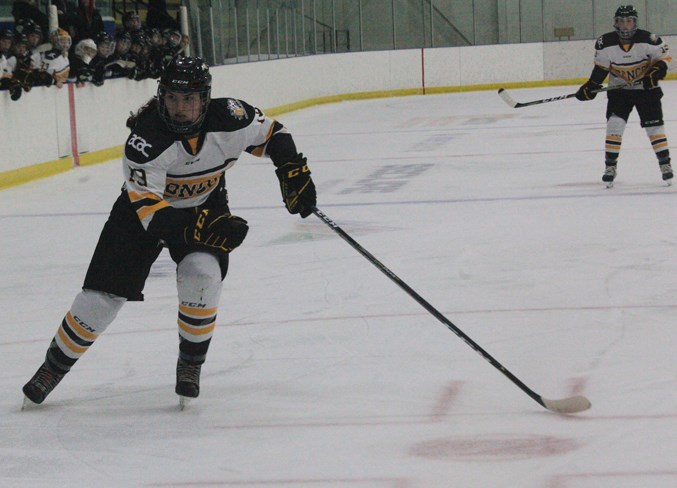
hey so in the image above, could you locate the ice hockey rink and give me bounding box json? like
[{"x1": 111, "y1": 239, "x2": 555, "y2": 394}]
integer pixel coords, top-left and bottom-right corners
[{"x1": 1, "y1": 82, "x2": 676, "y2": 488}]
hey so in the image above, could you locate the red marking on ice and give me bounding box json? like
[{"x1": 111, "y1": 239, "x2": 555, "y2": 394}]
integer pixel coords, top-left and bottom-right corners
[
  {"x1": 429, "y1": 380, "x2": 464, "y2": 421},
  {"x1": 546, "y1": 470, "x2": 677, "y2": 488}
]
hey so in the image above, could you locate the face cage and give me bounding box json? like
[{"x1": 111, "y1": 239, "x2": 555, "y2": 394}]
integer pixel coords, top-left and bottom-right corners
[
  {"x1": 614, "y1": 17, "x2": 637, "y2": 40},
  {"x1": 98, "y1": 41, "x2": 114, "y2": 57},
  {"x1": 157, "y1": 87, "x2": 211, "y2": 135},
  {"x1": 55, "y1": 37, "x2": 71, "y2": 53}
]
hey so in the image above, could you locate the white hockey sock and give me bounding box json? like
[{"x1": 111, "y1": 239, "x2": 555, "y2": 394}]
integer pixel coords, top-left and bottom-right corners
[
  {"x1": 605, "y1": 115, "x2": 627, "y2": 160},
  {"x1": 47, "y1": 289, "x2": 126, "y2": 372},
  {"x1": 176, "y1": 252, "x2": 223, "y2": 363}
]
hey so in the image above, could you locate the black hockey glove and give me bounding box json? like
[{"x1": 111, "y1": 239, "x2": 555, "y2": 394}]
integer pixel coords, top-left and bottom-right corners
[
  {"x1": 275, "y1": 155, "x2": 317, "y2": 218},
  {"x1": 575, "y1": 80, "x2": 602, "y2": 101},
  {"x1": 643, "y1": 62, "x2": 667, "y2": 90},
  {"x1": 184, "y1": 209, "x2": 249, "y2": 255}
]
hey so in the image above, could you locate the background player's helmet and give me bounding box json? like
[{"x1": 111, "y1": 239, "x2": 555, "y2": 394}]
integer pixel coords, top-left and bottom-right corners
[
  {"x1": 50, "y1": 28, "x2": 72, "y2": 53},
  {"x1": 614, "y1": 5, "x2": 638, "y2": 40},
  {"x1": 75, "y1": 38, "x2": 98, "y2": 64},
  {"x1": 157, "y1": 56, "x2": 212, "y2": 134},
  {"x1": 12, "y1": 33, "x2": 28, "y2": 57},
  {"x1": 16, "y1": 19, "x2": 42, "y2": 46},
  {"x1": 94, "y1": 31, "x2": 114, "y2": 57}
]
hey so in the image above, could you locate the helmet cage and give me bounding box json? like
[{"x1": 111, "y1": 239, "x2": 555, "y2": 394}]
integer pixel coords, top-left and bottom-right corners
[
  {"x1": 614, "y1": 5, "x2": 638, "y2": 40},
  {"x1": 157, "y1": 57, "x2": 212, "y2": 134}
]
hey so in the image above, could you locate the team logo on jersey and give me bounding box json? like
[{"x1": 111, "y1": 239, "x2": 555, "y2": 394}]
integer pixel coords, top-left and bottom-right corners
[
  {"x1": 128, "y1": 134, "x2": 152, "y2": 157},
  {"x1": 165, "y1": 173, "x2": 222, "y2": 199},
  {"x1": 255, "y1": 107, "x2": 266, "y2": 123},
  {"x1": 227, "y1": 99, "x2": 248, "y2": 120}
]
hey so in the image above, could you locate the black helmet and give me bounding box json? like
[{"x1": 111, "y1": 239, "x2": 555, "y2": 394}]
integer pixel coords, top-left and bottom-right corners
[
  {"x1": 614, "y1": 5, "x2": 638, "y2": 40},
  {"x1": 0, "y1": 28, "x2": 14, "y2": 41},
  {"x1": 157, "y1": 56, "x2": 212, "y2": 134}
]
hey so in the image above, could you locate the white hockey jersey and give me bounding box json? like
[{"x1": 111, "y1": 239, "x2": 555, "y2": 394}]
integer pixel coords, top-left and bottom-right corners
[
  {"x1": 594, "y1": 29, "x2": 671, "y2": 89},
  {"x1": 40, "y1": 49, "x2": 70, "y2": 85},
  {"x1": 123, "y1": 97, "x2": 294, "y2": 234}
]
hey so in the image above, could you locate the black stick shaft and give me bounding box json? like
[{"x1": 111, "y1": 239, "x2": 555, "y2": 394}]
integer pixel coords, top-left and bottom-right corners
[
  {"x1": 312, "y1": 207, "x2": 547, "y2": 409},
  {"x1": 504, "y1": 81, "x2": 640, "y2": 108}
]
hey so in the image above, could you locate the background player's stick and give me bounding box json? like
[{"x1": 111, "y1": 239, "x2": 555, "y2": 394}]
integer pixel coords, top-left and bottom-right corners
[
  {"x1": 497, "y1": 82, "x2": 637, "y2": 108},
  {"x1": 312, "y1": 207, "x2": 591, "y2": 415}
]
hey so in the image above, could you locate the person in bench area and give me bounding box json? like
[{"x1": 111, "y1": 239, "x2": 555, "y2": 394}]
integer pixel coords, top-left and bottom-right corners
[
  {"x1": 21, "y1": 56, "x2": 317, "y2": 410},
  {"x1": 575, "y1": 4, "x2": 672, "y2": 188}
]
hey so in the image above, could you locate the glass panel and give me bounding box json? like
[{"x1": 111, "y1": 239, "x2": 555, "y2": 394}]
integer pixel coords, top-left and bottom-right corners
[{"x1": 190, "y1": 0, "x2": 677, "y2": 67}]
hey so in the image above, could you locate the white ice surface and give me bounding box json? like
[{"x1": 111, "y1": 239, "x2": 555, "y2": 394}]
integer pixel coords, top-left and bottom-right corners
[{"x1": 1, "y1": 83, "x2": 676, "y2": 488}]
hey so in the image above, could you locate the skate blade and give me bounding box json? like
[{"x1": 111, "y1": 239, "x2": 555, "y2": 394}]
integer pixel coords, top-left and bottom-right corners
[
  {"x1": 21, "y1": 396, "x2": 38, "y2": 411},
  {"x1": 605, "y1": 181, "x2": 614, "y2": 189},
  {"x1": 178, "y1": 396, "x2": 191, "y2": 410}
]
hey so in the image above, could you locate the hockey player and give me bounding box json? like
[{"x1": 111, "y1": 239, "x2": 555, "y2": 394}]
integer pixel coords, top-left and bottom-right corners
[
  {"x1": 107, "y1": 30, "x2": 136, "y2": 79},
  {"x1": 22, "y1": 56, "x2": 317, "y2": 409},
  {"x1": 89, "y1": 31, "x2": 114, "y2": 86},
  {"x1": 575, "y1": 5, "x2": 672, "y2": 187},
  {"x1": 5, "y1": 32, "x2": 33, "y2": 100},
  {"x1": 16, "y1": 18, "x2": 43, "y2": 68},
  {"x1": 69, "y1": 38, "x2": 97, "y2": 85},
  {"x1": 39, "y1": 28, "x2": 71, "y2": 88},
  {"x1": 0, "y1": 29, "x2": 13, "y2": 90}
]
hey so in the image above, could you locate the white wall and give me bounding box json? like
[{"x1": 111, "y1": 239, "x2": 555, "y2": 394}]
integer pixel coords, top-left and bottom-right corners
[{"x1": 1, "y1": 35, "x2": 675, "y2": 175}]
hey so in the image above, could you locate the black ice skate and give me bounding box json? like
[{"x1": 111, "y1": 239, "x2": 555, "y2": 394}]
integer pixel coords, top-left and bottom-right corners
[
  {"x1": 660, "y1": 162, "x2": 673, "y2": 185},
  {"x1": 602, "y1": 165, "x2": 617, "y2": 188},
  {"x1": 176, "y1": 359, "x2": 201, "y2": 410},
  {"x1": 22, "y1": 363, "x2": 65, "y2": 409}
]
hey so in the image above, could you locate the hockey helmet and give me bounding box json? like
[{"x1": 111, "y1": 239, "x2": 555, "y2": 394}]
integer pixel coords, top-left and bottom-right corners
[
  {"x1": 50, "y1": 28, "x2": 72, "y2": 53},
  {"x1": 0, "y1": 28, "x2": 14, "y2": 44},
  {"x1": 94, "y1": 31, "x2": 114, "y2": 57},
  {"x1": 157, "y1": 56, "x2": 212, "y2": 134},
  {"x1": 75, "y1": 38, "x2": 98, "y2": 63},
  {"x1": 12, "y1": 33, "x2": 29, "y2": 56},
  {"x1": 162, "y1": 28, "x2": 182, "y2": 48},
  {"x1": 614, "y1": 5, "x2": 638, "y2": 40}
]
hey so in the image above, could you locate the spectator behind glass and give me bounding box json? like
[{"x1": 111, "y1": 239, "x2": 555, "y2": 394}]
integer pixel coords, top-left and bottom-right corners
[
  {"x1": 52, "y1": 0, "x2": 78, "y2": 40},
  {"x1": 71, "y1": 0, "x2": 104, "y2": 45},
  {"x1": 12, "y1": 0, "x2": 49, "y2": 36},
  {"x1": 121, "y1": 11, "x2": 143, "y2": 35},
  {"x1": 145, "y1": 0, "x2": 180, "y2": 32}
]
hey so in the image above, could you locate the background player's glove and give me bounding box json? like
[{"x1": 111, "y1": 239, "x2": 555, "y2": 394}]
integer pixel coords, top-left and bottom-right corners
[
  {"x1": 643, "y1": 62, "x2": 667, "y2": 90},
  {"x1": 275, "y1": 154, "x2": 317, "y2": 218},
  {"x1": 575, "y1": 80, "x2": 602, "y2": 101},
  {"x1": 185, "y1": 209, "x2": 249, "y2": 255}
]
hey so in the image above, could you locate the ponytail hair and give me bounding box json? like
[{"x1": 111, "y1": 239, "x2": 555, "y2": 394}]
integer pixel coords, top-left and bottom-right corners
[{"x1": 126, "y1": 97, "x2": 158, "y2": 129}]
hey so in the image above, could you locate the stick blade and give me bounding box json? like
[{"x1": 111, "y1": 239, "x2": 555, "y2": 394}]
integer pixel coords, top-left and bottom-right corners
[
  {"x1": 497, "y1": 88, "x2": 518, "y2": 108},
  {"x1": 542, "y1": 395, "x2": 591, "y2": 414}
]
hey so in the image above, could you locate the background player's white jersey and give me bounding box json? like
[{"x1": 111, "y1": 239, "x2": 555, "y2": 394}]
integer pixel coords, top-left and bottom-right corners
[
  {"x1": 594, "y1": 29, "x2": 671, "y2": 89},
  {"x1": 40, "y1": 49, "x2": 70, "y2": 85}
]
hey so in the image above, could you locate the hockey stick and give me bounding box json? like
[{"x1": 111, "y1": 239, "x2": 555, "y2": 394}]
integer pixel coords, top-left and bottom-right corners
[
  {"x1": 312, "y1": 207, "x2": 591, "y2": 414},
  {"x1": 497, "y1": 82, "x2": 638, "y2": 108}
]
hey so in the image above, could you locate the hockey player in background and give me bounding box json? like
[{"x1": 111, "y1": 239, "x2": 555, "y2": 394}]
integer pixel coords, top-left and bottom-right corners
[
  {"x1": 575, "y1": 5, "x2": 672, "y2": 187},
  {"x1": 40, "y1": 28, "x2": 71, "y2": 88},
  {"x1": 22, "y1": 56, "x2": 317, "y2": 409}
]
